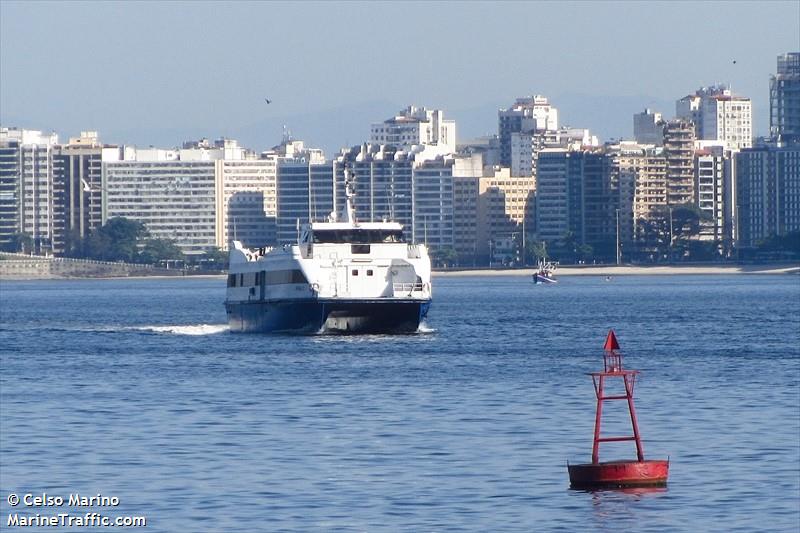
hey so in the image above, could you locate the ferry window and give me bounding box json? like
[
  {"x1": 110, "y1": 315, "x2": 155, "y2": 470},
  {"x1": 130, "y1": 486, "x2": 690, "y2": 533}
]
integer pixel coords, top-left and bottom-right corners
[
  {"x1": 352, "y1": 269, "x2": 358, "y2": 276},
  {"x1": 227, "y1": 274, "x2": 236, "y2": 287},
  {"x1": 367, "y1": 270, "x2": 373, "y2": 276},
  {"x1": 351, "y1": 244, "x2": 370, "y2": 254},
  {"x1": 239, "y1": 274, "x2": 244, "y2": 286},
  {"x1": 262, "y1": 269, "x2": 309, "y2": 285},
  {"x1": 313, "y1": 229, "x2": 405, "y2": 244}
]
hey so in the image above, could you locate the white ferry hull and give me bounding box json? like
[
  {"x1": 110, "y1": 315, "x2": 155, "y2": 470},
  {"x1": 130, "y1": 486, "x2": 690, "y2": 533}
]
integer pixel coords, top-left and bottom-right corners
[{"x1": 225, "y1": 298, "x2": 431, "y2": 334}]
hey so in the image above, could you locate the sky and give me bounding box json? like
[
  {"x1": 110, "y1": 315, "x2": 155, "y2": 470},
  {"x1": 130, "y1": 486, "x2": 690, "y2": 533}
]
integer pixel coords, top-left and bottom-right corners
[{"x1": 1, "y1": 1, "x2": 798, "y2": 154}]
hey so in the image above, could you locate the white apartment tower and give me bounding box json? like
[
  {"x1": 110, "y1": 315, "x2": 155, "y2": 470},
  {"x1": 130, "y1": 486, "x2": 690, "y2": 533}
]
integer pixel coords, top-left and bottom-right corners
[
  {"x1": 676, "y1": 85, "x2": 752, "y2": 150},
  {"x1": 695, "y1": 145, "x2": 728, "y2": 241},
  {"x1": 370, "y1": 106, "x2": 456, "y2": 156},
  {"x1": 103, "y1": 139, "x2": 289, "y2": 255},
  {"x1": 0, "y1": 128, "x2": 60, "y2": 254},
  {"x1": 498, "y1": 95, "x2": 558, "y2": 167},
  {"x1": 511, "y1": 127, "x2": 599, "y2": 177}
]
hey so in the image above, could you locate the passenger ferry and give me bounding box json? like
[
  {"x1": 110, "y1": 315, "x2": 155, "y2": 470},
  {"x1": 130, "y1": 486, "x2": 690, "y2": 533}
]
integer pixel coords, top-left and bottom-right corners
[{"x1": 224, "y1": 169, "x2": 432, "y2": 333}]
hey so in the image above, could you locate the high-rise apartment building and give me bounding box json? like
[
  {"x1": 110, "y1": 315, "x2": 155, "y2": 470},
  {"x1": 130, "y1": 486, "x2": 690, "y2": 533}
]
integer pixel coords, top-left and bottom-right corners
[
  {"x1": 333, "y1": 144, "x2": 455, "y2": 250},
  {"x1": 663, "y1": 119, "x2": 696, "y2": 205},
  {"x1": 413, "y1": 159, "x2": 454, "y2": 249},
  {"x1": 535, "y1": 149, "x2": 571, "y2": 243},
  {"x1": 103, "y1": 152, "x2": 219, "y2": 256},
  {"x1": 633, "y1": 109, "x2": 664, "y2": 146},
  {"x1": 580, "y1": 151, "x2": 617, "y2": 251},
  {"x1": 510, "y1": 127, "x2": 598, "y2": 177},
  {"x1": 477, "y1": 168, "x2": 536, "y2": 262},
  {"x1": 103, "y1": 138, "x2": 287, "y2": 255},
  {"x1": 632, "y1": 153, "x2": 668, "y2": 225},
  {"x1": 452, "y1": 154, "x2": 483, "y2": 263},
  {"x1": 735, "y1": 144, "x2": 800, "y2": 247},
  {"x1": 0, "y1": 128, "x2": 59, "y2": 254},
  {"x1": 221, "y1": 158, "x2": 278, "y2": 248},
  {"x1": 457, "y1": 135, "x2": 500, "y2": 168},
  {"x1": 770, "y1": 52, "x2": 800, "y2": 144},
  {"x1": 52, "y1": 132, "x2": 122, "y2": 255},
  {"x1": 535, "y1": 148, "x2": 617, "y2": 254},
  {"x1": 370, "y1": 106, "x2": 456, "y2": 156},
  {"x1": 275, "y1": 160, "x2": 334, "y2": 245},
  {"x1": 694, "y1": 145, "x2": 728, "y2": 242},
  {"x1": 335, "y1": 144, "x2": 415, "y2": 232},
  {"x1": 603, "y1": 142, "x2": 669, "y2": 245},
  {"x1": 676, "y1": 85, "x2": 752, "y2": 150},
  {"x1": 498, "y1": 95, "x2": 558, "y2": 166}
]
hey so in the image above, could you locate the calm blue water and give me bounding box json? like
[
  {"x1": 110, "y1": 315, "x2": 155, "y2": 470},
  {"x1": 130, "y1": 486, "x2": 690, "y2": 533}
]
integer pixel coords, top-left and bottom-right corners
[{"x1": 1, "y1": 275, "x2": 799, "y2": 532}]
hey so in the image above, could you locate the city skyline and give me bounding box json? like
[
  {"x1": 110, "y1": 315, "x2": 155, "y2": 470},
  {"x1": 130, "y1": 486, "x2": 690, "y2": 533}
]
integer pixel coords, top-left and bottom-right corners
[{"x1": 1, "y1": 1, "x2": 798, "y2": 154}]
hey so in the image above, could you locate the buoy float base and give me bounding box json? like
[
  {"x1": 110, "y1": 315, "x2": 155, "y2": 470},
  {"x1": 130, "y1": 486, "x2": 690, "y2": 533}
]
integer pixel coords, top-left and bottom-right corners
[{"x1": 568, "y1": 459, "x2": 669, "y2": 489}]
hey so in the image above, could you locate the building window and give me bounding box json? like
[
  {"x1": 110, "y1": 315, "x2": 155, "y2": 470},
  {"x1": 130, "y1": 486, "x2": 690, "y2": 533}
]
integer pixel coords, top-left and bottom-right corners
[{"x1": 352, "y1": 269, "x2": 358, "y2": 276}]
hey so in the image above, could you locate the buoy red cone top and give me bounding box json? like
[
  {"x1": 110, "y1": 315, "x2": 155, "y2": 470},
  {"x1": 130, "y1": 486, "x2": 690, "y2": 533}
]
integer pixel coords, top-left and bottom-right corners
[{"x1": 603, "y1": 329, "x2": 620, "y2": 352}]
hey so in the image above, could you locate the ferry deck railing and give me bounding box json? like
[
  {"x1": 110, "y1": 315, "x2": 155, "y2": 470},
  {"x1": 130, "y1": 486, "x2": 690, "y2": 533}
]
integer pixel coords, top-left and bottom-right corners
[{"x1": 393, "y1": 282, "x2": 425, "y2": 295}]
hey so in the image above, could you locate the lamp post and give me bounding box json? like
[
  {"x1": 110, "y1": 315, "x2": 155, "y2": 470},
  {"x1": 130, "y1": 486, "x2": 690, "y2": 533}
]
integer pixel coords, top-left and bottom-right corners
[
  {"x1": 522, "y1": 214, "x2": 527, "y2": 267},
  {"x1": 616, "y1": 208, "x2": 621, "y2": 266},
  {"x1": 668, "y1": 205, "x2": 674, "y2": 262}
]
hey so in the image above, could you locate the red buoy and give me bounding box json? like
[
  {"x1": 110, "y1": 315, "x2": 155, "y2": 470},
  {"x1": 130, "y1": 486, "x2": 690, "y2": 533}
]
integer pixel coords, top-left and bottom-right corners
[{"x1": 568, "y1": 330, "x2": 669, "y2": 489}]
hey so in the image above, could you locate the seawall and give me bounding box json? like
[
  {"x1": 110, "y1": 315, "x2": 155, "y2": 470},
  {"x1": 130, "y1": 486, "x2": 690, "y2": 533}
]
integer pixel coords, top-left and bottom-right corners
[{"x1": 0, "y1": 253, "x2": 189, "y2": 280}]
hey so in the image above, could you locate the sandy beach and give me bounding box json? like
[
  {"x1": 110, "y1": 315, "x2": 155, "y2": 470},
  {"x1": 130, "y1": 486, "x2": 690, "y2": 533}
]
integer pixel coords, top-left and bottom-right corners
[{"x1": 434, "y1": 263, "x2": 800, "y2": 277}]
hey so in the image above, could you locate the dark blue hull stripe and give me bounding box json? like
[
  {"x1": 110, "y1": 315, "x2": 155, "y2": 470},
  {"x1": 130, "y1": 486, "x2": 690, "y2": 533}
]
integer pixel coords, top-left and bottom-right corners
[{"x1": 225, "y1": 299, "x2": 431, "y2": 334}]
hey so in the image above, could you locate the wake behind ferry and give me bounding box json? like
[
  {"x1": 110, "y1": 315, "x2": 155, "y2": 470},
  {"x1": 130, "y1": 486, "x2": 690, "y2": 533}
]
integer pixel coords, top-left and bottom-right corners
[{"x1": 224, "y1": 169, "x2": 432, "y2": 333}]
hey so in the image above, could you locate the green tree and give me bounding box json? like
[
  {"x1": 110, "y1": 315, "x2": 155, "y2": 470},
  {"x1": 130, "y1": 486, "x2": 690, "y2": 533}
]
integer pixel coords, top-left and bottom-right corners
[
  {"x1": 671, "y1": 204, "x2": 705, "y2": 239},
  {"x1": 577, "y1": 244, "x2": 594, "y2": 262},
  {"x1": 196, "y1": 248, "x2": 229, "y2": 270},
  {"x1": 431, "y1": 247, "x2": 459, "y2": 268},
  {"x1": 62, "y1": 228, "x2": 84, "y2": 258},
  {"x1": 550, "y1": 231, "x2": 579, "y2": 264},
  {"x1": 139, "y1": 238, "x2": 184, "y2": 265},
  {"x1": 526, "y1": 239, "x2": 548, "y2": 262},
  {"x1": 686, "y1": 240, "x2": 721, "y2": 261},
  {"x1": 1, "y1": 232, "x2": 34, "y2": 254},
  {"x1": 758, "y1": 231, "x2": 800, "y2": 254},
  {"x1": 84, "y1": 217, "x2": 149, "y2": 262}
]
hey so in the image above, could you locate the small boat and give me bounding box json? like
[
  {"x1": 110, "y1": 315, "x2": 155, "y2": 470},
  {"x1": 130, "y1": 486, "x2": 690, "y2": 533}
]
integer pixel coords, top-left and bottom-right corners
[{"x1": 533, "y1": 259, "x2": 558, "y2": 284}]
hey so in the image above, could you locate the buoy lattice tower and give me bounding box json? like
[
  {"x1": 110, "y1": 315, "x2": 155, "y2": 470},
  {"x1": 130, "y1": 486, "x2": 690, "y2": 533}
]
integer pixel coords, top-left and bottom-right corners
[{"x1": 567, "y1": 330, "x2": 669, "y2": 489}]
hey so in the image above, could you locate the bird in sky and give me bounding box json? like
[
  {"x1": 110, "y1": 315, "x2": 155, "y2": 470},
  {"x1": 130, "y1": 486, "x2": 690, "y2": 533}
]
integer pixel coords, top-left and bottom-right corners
[
  {"x1": 264, "y1": 98, "x2": 272, "y2": 104},
  {"x1": 732, "y1": 60, "x2": 737, "y2": 64}
]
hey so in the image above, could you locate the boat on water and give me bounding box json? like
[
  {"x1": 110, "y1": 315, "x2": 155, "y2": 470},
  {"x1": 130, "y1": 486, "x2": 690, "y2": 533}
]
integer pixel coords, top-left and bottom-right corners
[
  {"x1": 224, "y1": 168, "x2": 432, "y2": 334},
  {"x1": 532, "y1": 259, "x2": 558, "y2": 284}
]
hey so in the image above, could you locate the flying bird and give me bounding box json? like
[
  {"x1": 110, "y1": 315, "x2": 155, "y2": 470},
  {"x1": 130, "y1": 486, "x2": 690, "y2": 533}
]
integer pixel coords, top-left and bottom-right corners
[
  {"x1": 264, "y1": 98, "x2": 272, "y2": 104},
  {"x1": 732, "y1": 60, "x2": 737, "y2": 64}
]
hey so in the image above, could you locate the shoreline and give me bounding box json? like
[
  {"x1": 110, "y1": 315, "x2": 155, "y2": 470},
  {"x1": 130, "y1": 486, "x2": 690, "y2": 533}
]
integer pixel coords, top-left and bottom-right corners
[
  {"x1": 2, "y1": 264, "x2": 799, "y2": 281},
  {"x1": 434, "y1": 263, "x2": 800, "y2": 277}
]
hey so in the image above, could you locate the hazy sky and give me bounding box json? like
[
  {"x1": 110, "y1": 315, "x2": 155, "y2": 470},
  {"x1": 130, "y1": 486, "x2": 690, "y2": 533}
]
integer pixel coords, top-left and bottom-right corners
[{"x1": 1, "y1": 1, "x2": 798, "y2": 153}]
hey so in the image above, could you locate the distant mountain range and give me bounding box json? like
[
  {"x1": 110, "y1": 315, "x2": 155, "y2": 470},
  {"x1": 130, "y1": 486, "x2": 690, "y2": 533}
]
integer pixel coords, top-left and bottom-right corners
[
  {"x1": 227, "y1": 93, "x2": 677, "y2": 155},
  {"x1": 5, "y1": 92, "x2": 768, "y2": 156}
]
